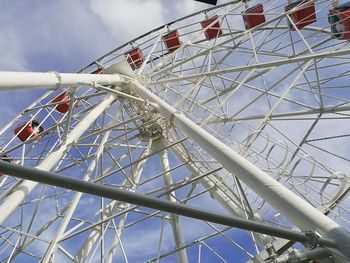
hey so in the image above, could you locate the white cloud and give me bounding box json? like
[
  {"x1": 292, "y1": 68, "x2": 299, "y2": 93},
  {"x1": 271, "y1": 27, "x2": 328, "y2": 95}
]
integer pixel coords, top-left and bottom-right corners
[
  {"x1": 89, "y1": 0, "x2": 167, "y2": 42},
  {"x1": 175, "y1": 0, "x2": 208, "y2": 15},
  {"x1": 2, "y1": 0, "x2": 350, "y2": 261},
  {"x1": 0, "y1": 27, "x2": 28, "y2": 71}
]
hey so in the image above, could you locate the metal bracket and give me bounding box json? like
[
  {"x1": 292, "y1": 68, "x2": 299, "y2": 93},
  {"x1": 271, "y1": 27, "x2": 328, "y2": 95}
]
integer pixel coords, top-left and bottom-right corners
[
  {"x1": 48, "y1": 71, "x2": 62, "y2": 90},
  {"x1": 303, "y1": 231, "x2": 319, "y2": 250},
  {"x1": 169, "y1": 110, "x2": 181, "y2": 124}
]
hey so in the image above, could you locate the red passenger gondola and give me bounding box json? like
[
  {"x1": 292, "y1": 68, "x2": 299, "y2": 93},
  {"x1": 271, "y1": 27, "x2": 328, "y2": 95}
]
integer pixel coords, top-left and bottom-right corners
[
  {"x1": 91, "y1": 67, "x2": 105, "y2": 74},
  {"x1": 329, "y1": 2, "x2": 350, "y2": 40},
  {"x1": 163, "y1": 30, "x2": 182, "y2": 53},
  {"x1": 285, "y1": 0, "x2": 316, "y2": 30},
  {"x1": 14, "y1": 119, "x2": 44, "y2": 142},
  {"x1": 242, "y1": 4, "x2": 266, "y2": 30},
  {"x1": 51, "y1": 90, "x2": 70, "y2": 113},
  {"x1": 200, "y1": 16, "x2": 223, "y2": 40},
  {"x1": 125, "y1": 48, "x2": 144, "y2": 70}
]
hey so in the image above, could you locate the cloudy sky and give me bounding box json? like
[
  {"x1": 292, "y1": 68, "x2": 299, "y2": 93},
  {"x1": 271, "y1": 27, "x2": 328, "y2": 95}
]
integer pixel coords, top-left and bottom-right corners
[
  {"x1": 3, "y1": 1, "x2": 349, "y2": 262},
  {"x1": 0, "y1": 0, "x2": 221, "y2": 128},
  {"x1": 0, "y1": 0, "x2": 214, "y2": 72},
  {"x1": 0, "y1": 1, "x2": 238, "y2": 262}
]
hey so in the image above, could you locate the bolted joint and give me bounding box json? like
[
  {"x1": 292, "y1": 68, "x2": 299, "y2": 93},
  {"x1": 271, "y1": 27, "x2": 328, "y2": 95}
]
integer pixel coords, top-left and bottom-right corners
[
  {"x1": 264, "y1": 241, "x2": 277, "y2": 258},
  {"x1": 303, "y1": 231, "x2": 319, "y2": 250},
  {"x1": 48, "y1": 71, "x2": 62, "y2": 90}
]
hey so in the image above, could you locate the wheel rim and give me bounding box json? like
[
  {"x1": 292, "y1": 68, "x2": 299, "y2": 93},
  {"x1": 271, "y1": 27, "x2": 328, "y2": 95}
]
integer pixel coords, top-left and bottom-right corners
[{"x1": 1, "y1": 1, "x2": 350, "y2": 262}]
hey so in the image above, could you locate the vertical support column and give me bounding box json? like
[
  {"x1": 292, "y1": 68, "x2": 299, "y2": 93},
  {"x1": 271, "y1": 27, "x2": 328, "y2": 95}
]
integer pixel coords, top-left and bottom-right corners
[
  {"x1": 105, "y1": 213, "x2": 128, "y2": 263},
  {"x1": 130, "y1": 80, "x2": 350, "y2": 258},
  {"x1": 171, "y1": 144, "x2": 271, "y2": 247},
  {"x1": 76, "y1": 141, "x2": 153, "y2": 262},
  {"x1": 155, "y1": 139, "x2": 188, "y2": 263},
  {"x1": 0, "y1": 94, "x2": 116, "y2": 226},
  {"x1": 105, "y1": 142, "x2": 152, "y2": 263},
  {"x1": 41, "y1": 104, "x2": 124, "y2": 263}
]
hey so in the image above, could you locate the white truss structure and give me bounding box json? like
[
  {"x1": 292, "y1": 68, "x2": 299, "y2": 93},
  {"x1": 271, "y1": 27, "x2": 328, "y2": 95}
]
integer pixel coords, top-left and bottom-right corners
[{"x1": 1, "y1": 1, "x2": 350, "y2": 262}]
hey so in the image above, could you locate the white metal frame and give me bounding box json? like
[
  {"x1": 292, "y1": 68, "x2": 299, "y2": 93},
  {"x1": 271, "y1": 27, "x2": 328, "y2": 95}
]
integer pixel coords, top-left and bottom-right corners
[{"x1": 1, "y1": 1, "x2": 350, "y2": 262}]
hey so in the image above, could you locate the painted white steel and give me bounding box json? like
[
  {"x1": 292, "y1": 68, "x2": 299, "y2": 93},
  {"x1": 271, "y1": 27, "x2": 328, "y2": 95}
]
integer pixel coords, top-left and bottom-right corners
[
  {"x1": 130, "y1": 80, "x2": 350, "y2": 257},
  {"x1": 151, "y1": 48, "x2": 350, "y2": 85},
  {"x1": 0, "y1": 71, "x2": 123, "y2": 90},
  {"x1": 76, "y1": 142, "x2": 153, "y2": 262},
  {"x1": 171, "y1": 145, "x2": 271, "y2": 247},
  {"x1": 0, "y1": 94, "x2": 116, "y2": 226},
  {"x1": 41, "y1": 103, "x2": 124, "y2": 262},
  {"x1": 157, "y1": 140, "x2": 189, "y2": 263}
]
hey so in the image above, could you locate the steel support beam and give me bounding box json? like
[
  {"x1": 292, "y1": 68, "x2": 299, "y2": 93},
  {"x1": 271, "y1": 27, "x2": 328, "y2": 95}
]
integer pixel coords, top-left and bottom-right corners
[
  {"x1": 155, "y1": 139, "x2": 188, "y2": 263},
  {"x1": 0, "y1": 161, "x2": 338, "y2": 250},
  {"x1": 0, "y1": 71, "x2": 123, "y2": 90},
  {"x1": 264, "y1": 247, "x2": 332, "y2": 263},
  {"x1": 129, "y1": 80, "x2": 350, "y2": 259},
  {"x1": 219, "y1": 105, "x2": 350, "y2": 123},
  {"x1": 76, "y1": 141, "x2": 153, "y2": 262},
  {"x1": 171, "y1": 143, "x2": 271, "y2": 247},
  {"x1": 151, "y1": 48, "x2": 350, "y2": 84},
  {"x1": 41, "y1": 104, "x2": 124, "y2": 263},
  {"x1": 0, "y1": 94, "x2": 115, "y2": 226},
  {"x1": 11, "y1": 206, "x2": 70, "y2": 260}
]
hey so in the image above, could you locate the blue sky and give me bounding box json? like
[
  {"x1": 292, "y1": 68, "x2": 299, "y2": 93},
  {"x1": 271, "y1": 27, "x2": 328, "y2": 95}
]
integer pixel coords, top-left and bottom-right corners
[
  {"x1": 2, "y1": 0, "x2": 350, "y2": 262},
  {"x1": 0, "y1": 0, "x2": 210, "y2": 128},
  {"x1": 0, "y1": 1, "x2": 252, "y2": 262},
  {"x1": 0, "y1": 0, "x2": 210, "y2": 72}
]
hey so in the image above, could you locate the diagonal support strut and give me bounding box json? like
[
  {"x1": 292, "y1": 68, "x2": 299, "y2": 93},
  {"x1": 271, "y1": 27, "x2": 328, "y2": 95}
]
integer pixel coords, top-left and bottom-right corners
[{"x1": 0, "y1": 160, "x2": 338, "y2": 250}]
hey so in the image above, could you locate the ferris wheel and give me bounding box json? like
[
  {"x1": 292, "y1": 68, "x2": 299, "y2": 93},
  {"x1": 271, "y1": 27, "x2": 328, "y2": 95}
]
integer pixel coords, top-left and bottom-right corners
[{"x1": 1, "y1": 0, "x2": 350, "y2": 262}]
